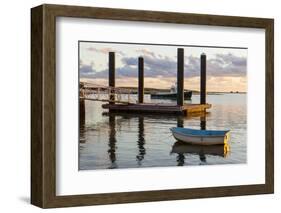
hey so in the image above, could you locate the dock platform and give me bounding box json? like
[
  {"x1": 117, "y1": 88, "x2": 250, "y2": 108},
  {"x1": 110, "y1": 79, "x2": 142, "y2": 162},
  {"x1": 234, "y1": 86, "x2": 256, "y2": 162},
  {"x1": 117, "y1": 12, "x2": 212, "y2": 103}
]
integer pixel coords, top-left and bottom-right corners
[{"x1": 102, "y1": 103, "x2": 211, "y2": 115}]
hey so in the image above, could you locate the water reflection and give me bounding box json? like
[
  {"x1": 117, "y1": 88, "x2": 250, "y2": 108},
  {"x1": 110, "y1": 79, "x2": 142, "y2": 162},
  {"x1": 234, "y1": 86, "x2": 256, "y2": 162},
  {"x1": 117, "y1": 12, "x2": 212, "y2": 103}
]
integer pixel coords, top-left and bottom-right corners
[
  {"x1": 108, "y1": 115, "x2": 117, "y2": 169},
  {"x1": 103, "y1": 112, "x2": 218, "y2": 167},
  {"x1": 79, "y1": 94, "x2": 246, "y2": 170},
  {"x1": 136, "y1": 116, "x2": 146, "y2": 166},
  {"x1": 176, "y1": 154, "x2": 185, "y2": 166},
  {"x1": 176, "y1": 116, "x2": 185, "y2": 165},
  {"x1": 171, "y1": 142, "x2": 230, "y2": 158},
  {"x1": 177, "y1": 116, "x2": 184, "y2": 128},
  {"x1": 199, "y1": 115, "x2": 207, "y2": 163},
  {"x1": 106, "y1": 113, "x2": 148, "y2": 168},
  {"x1": 200, "y1": 115, "x2": 206, "y2": 130},
  {"x1": 81, "y1": 111, "x2": 230, "y2": 168},
  {"x1": 79, "y1": 100, "x2": 86, "y2": 144},
  {"x1": 172, "y1": 142, "x2": 229, "y2": 165},
  {"x1": 104, "y1": 112, "x2": 185, "y2": 167}
]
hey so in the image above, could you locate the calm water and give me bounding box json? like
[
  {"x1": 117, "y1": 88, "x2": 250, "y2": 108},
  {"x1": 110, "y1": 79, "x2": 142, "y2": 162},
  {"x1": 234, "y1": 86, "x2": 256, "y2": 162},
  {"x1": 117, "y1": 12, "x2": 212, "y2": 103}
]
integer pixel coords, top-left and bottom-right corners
[{"x1": 79, "y1": 94, "x2": 247, "y2": 170}]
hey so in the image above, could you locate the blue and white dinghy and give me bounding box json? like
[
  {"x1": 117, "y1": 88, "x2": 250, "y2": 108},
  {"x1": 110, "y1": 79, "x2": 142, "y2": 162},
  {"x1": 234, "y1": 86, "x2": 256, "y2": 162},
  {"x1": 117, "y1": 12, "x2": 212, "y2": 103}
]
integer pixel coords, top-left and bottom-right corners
[{"x1": 170, "y1": 127, "x2": 230, "y2": 145}]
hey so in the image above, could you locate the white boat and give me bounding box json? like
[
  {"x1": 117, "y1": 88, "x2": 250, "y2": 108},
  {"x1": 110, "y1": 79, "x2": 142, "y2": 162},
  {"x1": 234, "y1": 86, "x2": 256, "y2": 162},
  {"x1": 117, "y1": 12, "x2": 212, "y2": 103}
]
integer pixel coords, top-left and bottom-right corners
[{"x1": 170, "y1": 127, "x2": 230, "y2": 145}]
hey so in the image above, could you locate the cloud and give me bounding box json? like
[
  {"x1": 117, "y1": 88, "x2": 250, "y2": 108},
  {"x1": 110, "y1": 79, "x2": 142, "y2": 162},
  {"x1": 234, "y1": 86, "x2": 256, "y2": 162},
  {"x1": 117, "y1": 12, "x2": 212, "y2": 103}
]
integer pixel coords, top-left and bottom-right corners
[
  {"x1": 79, "y1": 64, "x2": 96, "y2": 78},
  {"x1": 216, "y1": 53, "x2": 247, "y2": 66},
  {"x1": 143, "y1": 56, "x2": 177, "y2": 77},
  {"x1": 117, "y1": 53, "x2": 246, "y2": 78},
  {"x1": 86, "y1": 47, "x2": 125, "y2": 56},
  {"x1": 184, "y1": 56, "x2": 200, "y2": 77},
  {"x1": 136, "y1": 48, "x2": 157, "y2": 58},
  {"x1": 207, "y1": 53, "x2": 247, "y2": 77},
  {"x1": 88, "y1": 64, "x2": 139, "y2": 79},
  {"x1": 121, "y1": 55, "x2": 177, "y2": 77},
  {"x1": 121, "y1": 57, "x2": 138, "y2": 66},
  {"x1": 81, "y1": 52, "x2": 247, "y2": 80}
]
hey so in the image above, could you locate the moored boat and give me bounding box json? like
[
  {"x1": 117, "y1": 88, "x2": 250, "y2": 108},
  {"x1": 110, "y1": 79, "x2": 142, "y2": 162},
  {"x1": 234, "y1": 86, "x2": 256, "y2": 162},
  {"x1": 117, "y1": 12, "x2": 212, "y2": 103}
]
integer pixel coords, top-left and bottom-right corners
[
  {"x1": 151, "y1": 91, "x2": 192, "y2": 100},
  {"x1": 170, "y1": 127, "x2": 230, "y2": 145},
  {"x1": 151, "y1": 83, "x2": 192, "y2": 100}
]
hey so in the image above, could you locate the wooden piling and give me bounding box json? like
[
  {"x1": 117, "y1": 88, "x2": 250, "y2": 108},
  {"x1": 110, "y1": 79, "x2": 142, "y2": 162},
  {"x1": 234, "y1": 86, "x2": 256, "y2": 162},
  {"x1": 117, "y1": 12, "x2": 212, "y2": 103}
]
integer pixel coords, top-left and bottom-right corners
[
  {"x1": 200, "y1": 53, "x2": 207, "y2": 105},
  {"x1": 177, "y1": 48, "x2": 184, "y2": 106},
  {"x1": 109, "y1": 52, "x2": 115, "y2": 104},
  {"x1": 138, "y1": 57, "x2": 144, "y2": 103}
]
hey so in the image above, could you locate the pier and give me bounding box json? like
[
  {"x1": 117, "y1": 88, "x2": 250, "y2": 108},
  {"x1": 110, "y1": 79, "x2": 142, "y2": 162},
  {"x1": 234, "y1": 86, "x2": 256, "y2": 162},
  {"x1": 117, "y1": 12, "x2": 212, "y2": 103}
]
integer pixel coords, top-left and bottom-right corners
[{"x1": 80, "y1": 48, "x2": 211, "y2": 116}]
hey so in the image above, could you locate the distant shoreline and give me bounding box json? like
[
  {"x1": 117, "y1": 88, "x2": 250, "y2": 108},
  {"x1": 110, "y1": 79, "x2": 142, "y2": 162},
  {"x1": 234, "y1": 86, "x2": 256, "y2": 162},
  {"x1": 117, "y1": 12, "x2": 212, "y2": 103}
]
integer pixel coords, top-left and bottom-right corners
[{"x1": 115, "y1": 86, "x2": 247, "y2": 95}]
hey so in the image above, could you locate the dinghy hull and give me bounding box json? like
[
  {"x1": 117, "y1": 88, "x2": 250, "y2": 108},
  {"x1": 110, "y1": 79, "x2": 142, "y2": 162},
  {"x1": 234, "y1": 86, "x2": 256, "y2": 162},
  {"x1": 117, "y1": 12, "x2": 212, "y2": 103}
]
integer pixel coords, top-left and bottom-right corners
[{"x1": 170, "y1": 127, "x2": 230, "y2": 145}]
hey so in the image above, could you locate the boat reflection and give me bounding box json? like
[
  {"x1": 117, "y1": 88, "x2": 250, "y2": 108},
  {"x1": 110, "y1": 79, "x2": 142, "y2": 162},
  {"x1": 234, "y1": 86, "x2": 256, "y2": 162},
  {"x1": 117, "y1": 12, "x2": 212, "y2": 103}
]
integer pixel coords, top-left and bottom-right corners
[
  {"x1": 171, "y1": 141, "x2": 230, "y2": 165},
  {"x1": 172, "y1": 141, "x2": 230, "y2": 157},
  {"x1": 172, "y1": 114, "x2": 230, "y2": 165}
]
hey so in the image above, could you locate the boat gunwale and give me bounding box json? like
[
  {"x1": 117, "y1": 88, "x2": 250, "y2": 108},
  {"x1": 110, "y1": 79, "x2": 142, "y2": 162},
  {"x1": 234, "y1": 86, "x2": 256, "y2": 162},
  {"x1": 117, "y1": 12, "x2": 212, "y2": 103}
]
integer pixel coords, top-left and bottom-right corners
[{"x1": 170, "y1": 127, "x2": 230, "y2": 138}]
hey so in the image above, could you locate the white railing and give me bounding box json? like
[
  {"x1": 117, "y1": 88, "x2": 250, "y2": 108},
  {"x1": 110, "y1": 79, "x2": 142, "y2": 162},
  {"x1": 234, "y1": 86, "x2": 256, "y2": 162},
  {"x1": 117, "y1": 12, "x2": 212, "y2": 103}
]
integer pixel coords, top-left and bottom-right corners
[{"x1": 80, "y1": 82, "x2": 138, "y2": 104}]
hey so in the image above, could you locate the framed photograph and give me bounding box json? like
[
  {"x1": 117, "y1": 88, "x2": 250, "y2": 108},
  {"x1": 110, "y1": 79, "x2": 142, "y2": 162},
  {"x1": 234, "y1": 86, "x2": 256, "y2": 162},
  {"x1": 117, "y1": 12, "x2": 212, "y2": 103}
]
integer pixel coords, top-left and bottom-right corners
[{"x1": 31, "y1": 4, "x2": 274, "y2": 208}]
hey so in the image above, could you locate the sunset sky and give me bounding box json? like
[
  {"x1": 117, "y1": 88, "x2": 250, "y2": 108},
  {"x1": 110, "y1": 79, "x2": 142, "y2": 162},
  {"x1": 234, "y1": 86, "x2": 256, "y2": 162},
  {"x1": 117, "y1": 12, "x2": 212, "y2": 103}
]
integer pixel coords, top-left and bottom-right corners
[{"x1": 79, "y1": 42, "x2": 247, "y2": 92}]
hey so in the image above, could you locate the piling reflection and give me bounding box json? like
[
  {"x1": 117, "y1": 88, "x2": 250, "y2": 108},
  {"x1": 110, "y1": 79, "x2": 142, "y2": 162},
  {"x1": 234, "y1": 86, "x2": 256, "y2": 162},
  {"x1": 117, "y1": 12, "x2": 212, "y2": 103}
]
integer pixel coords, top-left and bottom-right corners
[
  {"x1": 108, "y1": 114, "x2": 117, "y2": 169},
  {"x1": 79, "y1": 100, "x2": 86, "y2": 143},
  {"x1": 177, "y1": 116, "x2": 184, "y2": 128},
  {"x1": 176, "y1": 153, "x2": 185, "y2": 166},
  {"x1": 198, "y1": 115, "x2": 207, "y2": 162},
  {"x1": 176, "y1": 116, "x2": 185, "y2": 165},
  {"x1": 106, "y1": 113, "x2": 148, "y2": 168},
  {"x1": 136, "y1": 116, "x2": 146, "y2": 165},
  {"x1": 200, "y1": 115, "x2": 206, "y2": 130}
]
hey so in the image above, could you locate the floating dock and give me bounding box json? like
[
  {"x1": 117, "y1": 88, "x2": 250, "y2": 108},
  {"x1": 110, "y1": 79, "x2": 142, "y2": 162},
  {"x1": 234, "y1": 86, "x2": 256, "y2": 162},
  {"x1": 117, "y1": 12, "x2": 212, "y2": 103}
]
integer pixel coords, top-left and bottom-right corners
[{"x1": 102, "y1": 103, "x2": 211, "y2": 115}]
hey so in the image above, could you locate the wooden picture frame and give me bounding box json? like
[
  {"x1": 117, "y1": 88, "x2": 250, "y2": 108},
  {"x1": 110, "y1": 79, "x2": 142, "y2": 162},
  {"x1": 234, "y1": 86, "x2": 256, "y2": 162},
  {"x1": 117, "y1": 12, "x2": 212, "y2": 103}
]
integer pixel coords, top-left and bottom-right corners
[{"x1": 31, "y1": 4, "x2": 274, "y2": 208}]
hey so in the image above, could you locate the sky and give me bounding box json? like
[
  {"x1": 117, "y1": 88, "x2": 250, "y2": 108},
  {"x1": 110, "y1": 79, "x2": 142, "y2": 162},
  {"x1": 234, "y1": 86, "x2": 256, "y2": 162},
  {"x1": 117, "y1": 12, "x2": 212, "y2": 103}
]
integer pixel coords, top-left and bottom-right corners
[{"x1": 79, "y1": 42, "x2": 247, "y2": 92}]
